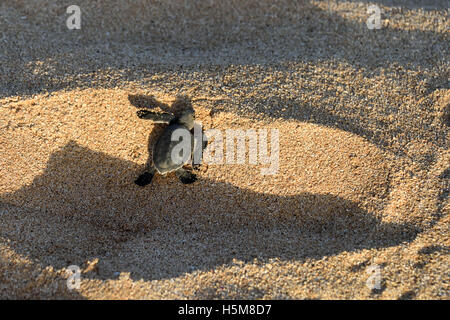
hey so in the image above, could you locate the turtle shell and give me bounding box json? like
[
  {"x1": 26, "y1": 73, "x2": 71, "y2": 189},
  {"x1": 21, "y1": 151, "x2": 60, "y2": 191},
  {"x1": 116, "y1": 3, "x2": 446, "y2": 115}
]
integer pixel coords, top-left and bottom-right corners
[{"x1": 153, "y1": 123, "x2": 194, "y2": 174}]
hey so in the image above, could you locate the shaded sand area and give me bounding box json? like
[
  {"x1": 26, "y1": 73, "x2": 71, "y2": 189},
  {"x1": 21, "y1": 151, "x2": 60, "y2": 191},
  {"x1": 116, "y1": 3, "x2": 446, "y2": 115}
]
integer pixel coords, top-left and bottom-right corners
[{"x1": 0, "y1": 1, "x2": 449, "y2": 299}]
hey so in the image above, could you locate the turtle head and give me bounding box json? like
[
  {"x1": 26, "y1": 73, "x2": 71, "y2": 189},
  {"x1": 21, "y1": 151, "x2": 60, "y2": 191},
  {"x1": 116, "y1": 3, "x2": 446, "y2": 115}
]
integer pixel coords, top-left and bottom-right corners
[{"x1": 178, "y1": 108, "x2": 195, "y2": 130}]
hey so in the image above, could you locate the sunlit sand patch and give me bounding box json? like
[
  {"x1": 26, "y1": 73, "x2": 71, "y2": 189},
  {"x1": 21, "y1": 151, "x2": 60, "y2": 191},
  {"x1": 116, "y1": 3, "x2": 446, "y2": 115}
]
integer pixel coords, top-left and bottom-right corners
[
  {"x1": 1, "y1": 88, "x2": 391, "y2": 213},
  {"x1": 0, "y1": 88, "x2": 441, "y2": 300}
]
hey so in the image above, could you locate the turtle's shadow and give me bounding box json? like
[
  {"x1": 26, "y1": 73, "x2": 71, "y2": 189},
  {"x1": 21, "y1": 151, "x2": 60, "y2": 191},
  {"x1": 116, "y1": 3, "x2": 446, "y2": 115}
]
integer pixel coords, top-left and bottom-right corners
[
  {"x1": 128, "y1": 94, "x2": 171, "y2": 113},
  {"x1": 128, "y1": 93, "x2": 193, "y2": 116},
  {"x1": 0, "y1": 142, "x2": 420, "y2": 283}
]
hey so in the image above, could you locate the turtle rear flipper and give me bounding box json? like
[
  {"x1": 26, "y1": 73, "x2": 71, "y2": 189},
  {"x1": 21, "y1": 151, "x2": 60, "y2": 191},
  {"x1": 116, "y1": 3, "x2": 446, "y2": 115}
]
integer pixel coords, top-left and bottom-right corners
[
  {"x1": 175, "y1": 168, "x2": 197, "y2": 184},
  {"x1": 137, "y1": 110, "x2": 175, "y2": 123},
  {"x1": 135, "y1": 167, "x2": 156, "y2": 186}
]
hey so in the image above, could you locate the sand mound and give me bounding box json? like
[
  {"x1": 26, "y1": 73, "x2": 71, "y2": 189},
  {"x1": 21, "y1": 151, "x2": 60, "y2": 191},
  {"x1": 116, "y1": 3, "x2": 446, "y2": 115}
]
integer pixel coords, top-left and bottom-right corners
[{"x1": 1, "y1": 89, "x2": 392, "y2": 223}]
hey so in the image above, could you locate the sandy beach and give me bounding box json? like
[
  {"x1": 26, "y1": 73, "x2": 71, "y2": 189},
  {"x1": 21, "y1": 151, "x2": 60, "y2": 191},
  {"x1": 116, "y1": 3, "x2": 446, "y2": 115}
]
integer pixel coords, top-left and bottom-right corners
[{"x1": 0, "y1": 0, "x2": 448, "y2": 299}]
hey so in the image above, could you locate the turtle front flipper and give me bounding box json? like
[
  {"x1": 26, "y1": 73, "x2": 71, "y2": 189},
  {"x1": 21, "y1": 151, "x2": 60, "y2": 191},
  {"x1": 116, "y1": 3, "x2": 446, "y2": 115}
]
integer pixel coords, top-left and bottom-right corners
[
  {"x1": 175, "y1": 168, "x2": 197, "y2": 184},
  {"x1": 136, "y1": 110, "x2": 175, "y2": 123},
  {"x1": 135, "y1": 167, "x2": 156, "y2": 186}
]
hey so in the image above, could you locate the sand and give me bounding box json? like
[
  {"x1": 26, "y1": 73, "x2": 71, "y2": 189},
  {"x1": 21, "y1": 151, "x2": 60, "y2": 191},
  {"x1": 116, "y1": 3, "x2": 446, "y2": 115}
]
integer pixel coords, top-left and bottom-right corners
[{"x1": 0, "y1": 0, "x2": 448, "y2": 299}]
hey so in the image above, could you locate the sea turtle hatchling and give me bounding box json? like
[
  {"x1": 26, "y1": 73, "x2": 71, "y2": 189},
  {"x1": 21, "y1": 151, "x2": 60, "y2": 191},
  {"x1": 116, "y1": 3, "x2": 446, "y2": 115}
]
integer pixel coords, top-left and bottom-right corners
[{"x1": 134, "y1": 104, "x2": 204, "y2": 186}]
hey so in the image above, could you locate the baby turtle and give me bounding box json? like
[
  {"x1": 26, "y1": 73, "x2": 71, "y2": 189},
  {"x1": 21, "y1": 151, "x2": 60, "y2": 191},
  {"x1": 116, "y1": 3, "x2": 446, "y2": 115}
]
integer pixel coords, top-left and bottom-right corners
[{"x1": 134, "y1": 105, "x2": 204, "y2": 186}]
